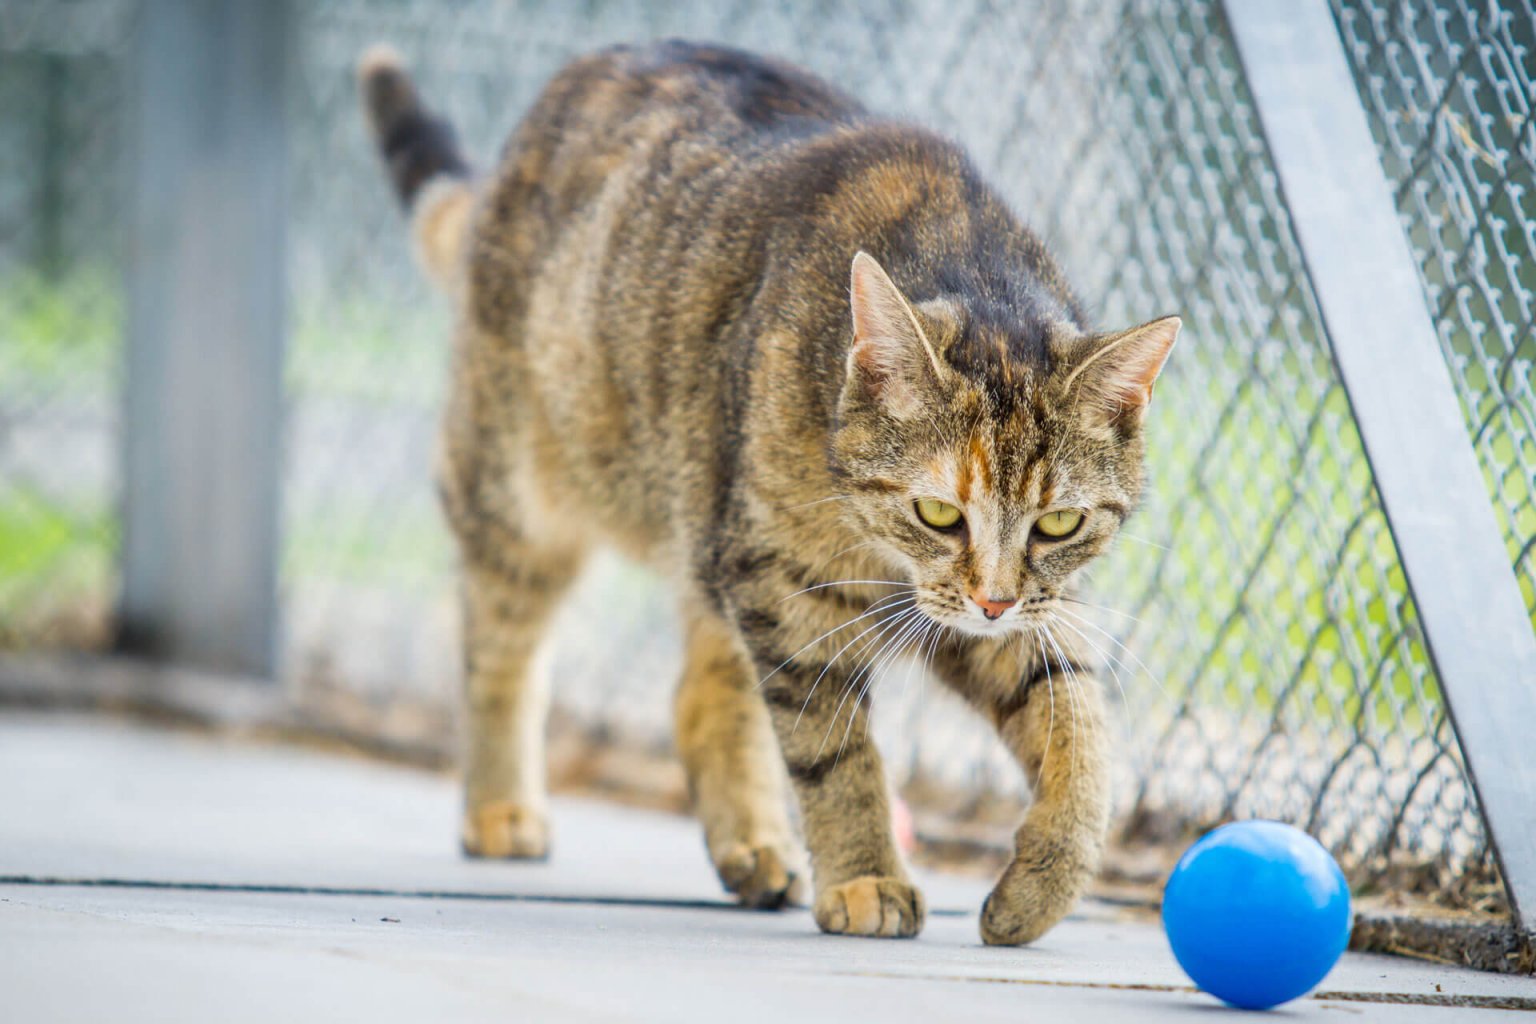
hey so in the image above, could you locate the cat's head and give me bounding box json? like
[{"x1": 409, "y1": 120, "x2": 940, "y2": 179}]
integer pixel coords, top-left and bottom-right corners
[{"x1": 831, "y1": 252, "x2": 1179, "y2": 638}]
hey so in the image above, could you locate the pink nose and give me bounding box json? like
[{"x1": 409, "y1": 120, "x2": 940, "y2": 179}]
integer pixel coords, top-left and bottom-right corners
[{"x1": 971, "y1": 592, "x2": 1018, "y2": 620}]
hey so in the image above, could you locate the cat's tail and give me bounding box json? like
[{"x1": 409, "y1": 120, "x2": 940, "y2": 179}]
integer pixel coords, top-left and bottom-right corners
[{"x1": 357, "y1": 44, "x2": 474, "y2": 291}]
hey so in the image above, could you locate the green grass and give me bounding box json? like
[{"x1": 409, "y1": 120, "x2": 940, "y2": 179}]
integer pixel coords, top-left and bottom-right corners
[
  {"x1": 0, "y1": 266, "x2": 119, "y2": 392},
  {"x1": 0, "y1": 269, "x2": 121, "y2": 647},
  {"x1": 0, "y1": 484, "x2": 114, "y2": 647},
  {"x1": 0, "y1": 486, "x2": 106, "y2": 586}
]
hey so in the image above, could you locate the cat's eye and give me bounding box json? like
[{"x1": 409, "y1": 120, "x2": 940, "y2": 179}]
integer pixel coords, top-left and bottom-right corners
[
  {"x1": 915, "y1": 498, "x2": 963, "y2": 530},
  {"x1": 1034, "y1": 509, "x2": 1084, "y2": 539}
]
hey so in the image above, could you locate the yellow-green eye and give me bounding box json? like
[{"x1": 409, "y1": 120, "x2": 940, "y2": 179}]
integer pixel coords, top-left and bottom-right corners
[
  {"x1": 1035, "y1": 509, "x2": 1084, "y2": 539},
  {"x1": 915, "y1": 498, "x2": 962, "y2": 530}
]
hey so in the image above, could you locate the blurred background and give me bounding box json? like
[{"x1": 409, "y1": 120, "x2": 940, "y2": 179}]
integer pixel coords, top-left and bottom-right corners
[{"x1": 2, "y1": 0, "x2": 1532, "y2": 934}]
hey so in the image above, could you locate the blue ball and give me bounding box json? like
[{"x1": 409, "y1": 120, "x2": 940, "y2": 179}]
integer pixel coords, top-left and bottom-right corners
[{"x1": 1162, "y1": 821, "x2": 1352, "y2": 1010}]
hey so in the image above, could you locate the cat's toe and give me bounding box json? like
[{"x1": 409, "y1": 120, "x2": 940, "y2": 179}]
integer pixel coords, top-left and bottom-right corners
[
  {"x1": 813, "y1": 876, "x2": 924, "y2": 938},
  {"x1": 715, "y1": 841, "x2": 807, "y2": 909},
  {"x1": 978, "y1": 845, "x2": 1086, "y2": 945},
  {"x1": 979, "y1": 886, "x2": 1049, "y2": 946},
  {"x1": 461, "y1": 800, "x2": 549, "y2": 860}
]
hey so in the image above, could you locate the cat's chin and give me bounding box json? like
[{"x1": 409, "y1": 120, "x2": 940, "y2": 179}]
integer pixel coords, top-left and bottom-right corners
[{"x1": 939, "y1": 615, "x2": 1031, "y2": 640}]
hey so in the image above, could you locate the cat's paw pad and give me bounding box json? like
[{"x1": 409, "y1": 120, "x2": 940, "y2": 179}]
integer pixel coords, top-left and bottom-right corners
[
  {"x1": 714, "y1": 841, "x2": 808, "y2": 909},
  {"x1": 461, "y1": 801, "x2": 549, "y2": 860},
  {"x1": 813, "y1": 876, "x2": 925, "y2": 938}
]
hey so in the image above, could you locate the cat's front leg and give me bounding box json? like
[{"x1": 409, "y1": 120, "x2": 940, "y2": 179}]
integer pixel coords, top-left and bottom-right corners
[
  {"x1": 938, "y1": 633, "x2": 1111, "y2": 945},
  {"x1": 747, "y1": 627, "x2": 924, "y2": 938}
]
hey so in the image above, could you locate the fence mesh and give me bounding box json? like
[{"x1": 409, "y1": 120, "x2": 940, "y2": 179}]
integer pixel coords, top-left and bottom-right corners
[
  {"x1": 2, "y1": 0, "x2": 1523, "y2": 914},
  {"x1": 0, "y1": 0, "x2": 132, "y2": 651},
  {"x1": 1052, "y1": 1, "x2": 1489, "y2": 902},
  {"x1": 1333, "y1": 0, "x2": 1536, "y2": 627}
]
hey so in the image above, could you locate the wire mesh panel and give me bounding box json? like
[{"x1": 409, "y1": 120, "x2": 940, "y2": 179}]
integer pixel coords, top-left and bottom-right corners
[
  {"x1": 282, "y1": 0, "x2": 1495, "y2": 903},
  {"x1": 0, "y1": 0, "x2": 1505, "y2": 912},
  {"x1": 1332, "y1": 0, "x2": 1536, "y2": 632},
  {"x1": 0, "y1": 0, "x2": 134, "y2": 651},
  {"x1": 1039, "y1": 0, "x2": 1490, "y2": 904}
]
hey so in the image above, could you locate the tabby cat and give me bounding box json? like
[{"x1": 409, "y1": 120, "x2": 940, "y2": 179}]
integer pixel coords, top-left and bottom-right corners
[{"x1": 360, "y1": 39, "x2": 1178, "y2": 944}]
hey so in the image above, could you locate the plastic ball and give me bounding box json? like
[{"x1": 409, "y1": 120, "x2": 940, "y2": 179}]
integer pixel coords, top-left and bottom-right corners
[{"x1": 1162, "y1": 820, "x2": 1352, "y2": 1010}]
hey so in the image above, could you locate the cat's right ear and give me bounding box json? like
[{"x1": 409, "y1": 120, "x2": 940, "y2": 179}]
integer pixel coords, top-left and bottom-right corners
[{"x1": 845, "y1": 251, "x2": 945, "y2": 419}]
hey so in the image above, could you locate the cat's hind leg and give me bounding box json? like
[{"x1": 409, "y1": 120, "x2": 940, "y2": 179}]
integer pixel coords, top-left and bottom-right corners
[
  {"x1": 458, "y1": 542, "x2": 584, "y2": 860},
  {"x1": 674, "y1": 605, "x2": 808, "y2": 908}
]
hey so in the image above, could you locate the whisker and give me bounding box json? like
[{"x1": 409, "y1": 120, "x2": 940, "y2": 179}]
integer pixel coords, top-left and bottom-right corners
[
  {"x1": 823, "y1": 606, "x2": 924, "y2": 745},
  {"x1": 755, "y1": 592, "x2": 913, "y2": 691},
  {"x1": 1050, "y1": 612, "x2": 1131, "y2": 713},
  {"x1": 793, "y1": 603, "x2": 916, "y2": 737},
  {"x1": 767, "y1": 540, "x2": 886, "y2": 606},
  {"x1": 776, "y1": 579, "x2": 914, "y2": 604},
  {"x1": 863, "y1": 611, "x2": 933, "y2": 714},
  {"x1": 777, "y1": 494, "x2": 855, "y2": 513},
  {"x1": 806, "y1": 539, "x2": 881, "y2": 570},
  {"x1": 868, "y1": 618, "x2": 939, "y2": 755},
  {"x1": 832, "y1": 607, "x2": 932, "y2": 764},
  {"x1": 1061, "y1": 595, "x2": 1150, "y2": 629},
  {"x1": 1052, "y1": 610, "x2": 1141, "y2": 687},
  {"x1": 883, "y1": 618, "x2": 938, "y2": 744},
  {"x1": 1040, "y1": 625, "x2": 1074, "y2": 774},
  {"x1": 1054, "y1": 604, "x2": 1167, "y2": 699},
  {"x1": 1041, "y1": 624, "x2": 1082, "y2": 775},
  {"x1": 881, "y1": 617, "x2": 946, "y2": 751},
  {"x1": 1031, "y1": 629, "x2": 1057, "y2": 785},
  {"x1": 819, "y1": 606, "x2": 928, "y2": 763}
]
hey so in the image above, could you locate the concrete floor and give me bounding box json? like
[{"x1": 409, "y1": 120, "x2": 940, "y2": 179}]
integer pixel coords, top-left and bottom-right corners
[{"x1": 2, "y1": 712, "x2": 1534, "y2": 1022}]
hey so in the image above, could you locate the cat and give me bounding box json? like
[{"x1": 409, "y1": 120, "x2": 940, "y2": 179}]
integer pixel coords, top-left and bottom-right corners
[{"x1": 359, "y1": 39, "x2": 1178, "y2": 944}]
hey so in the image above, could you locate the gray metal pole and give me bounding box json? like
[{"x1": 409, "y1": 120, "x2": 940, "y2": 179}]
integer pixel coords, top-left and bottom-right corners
[
  {"x1": 1223, "y1": 0, "x2": 1536, "y2": 933},
  {"x1": 119, "y1": 0, "x2": 288, "y2": 677}
]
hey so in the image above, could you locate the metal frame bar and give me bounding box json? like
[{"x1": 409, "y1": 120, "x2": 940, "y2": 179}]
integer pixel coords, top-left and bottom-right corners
[
  {"x1": 1223, "y1": 0, "x2": 1536, "y2": 933},
  {"x1": 118, "y1": 0, "x2": 289, "y2": 677}
]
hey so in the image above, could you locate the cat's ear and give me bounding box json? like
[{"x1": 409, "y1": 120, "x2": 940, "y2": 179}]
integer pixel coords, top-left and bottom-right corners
[
  {"x1": 1061, "y1": 315, "x2": 1181, "y2": 428},
  {"x1": 846, "y1": 251, "x2": 945, "y2": 418}
]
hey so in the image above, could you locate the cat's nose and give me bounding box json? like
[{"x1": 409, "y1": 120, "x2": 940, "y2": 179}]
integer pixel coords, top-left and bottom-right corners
[{"x1": 970, "y1": 592, "x2": 1017, "y2": 620}]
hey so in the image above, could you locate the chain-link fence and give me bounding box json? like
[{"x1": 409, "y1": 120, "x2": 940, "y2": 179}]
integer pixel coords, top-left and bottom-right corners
[
  {"x1": 3, "y1": 0, "x2": 1530, "y2": 919},
  {"x1": 1071, "y1": 0, "x2": 1491, "y2": 905},
  {"x1": 0, "y1": 0, "x2": 132, "y2": 651},
  {"x1": 1335, "y1": 0, "x2": 1536, "y2": 627}
]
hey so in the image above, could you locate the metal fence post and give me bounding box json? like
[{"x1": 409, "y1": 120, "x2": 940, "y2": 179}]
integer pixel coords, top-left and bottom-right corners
[
  {"x1": 1223, "y1": 0, "x2": 1536, "y2": 933},
  {"x1": 118, "y1": 0, "x2": 288, "y2": 677}
]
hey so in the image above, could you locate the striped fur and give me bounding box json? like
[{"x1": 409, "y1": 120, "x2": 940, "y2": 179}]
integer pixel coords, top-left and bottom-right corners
[{"x1": 359, "y1": 40, "x2": 1177, "y2": 943}]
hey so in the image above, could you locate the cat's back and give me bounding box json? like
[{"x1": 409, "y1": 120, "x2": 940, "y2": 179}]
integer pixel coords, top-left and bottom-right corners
[
  {"x1": 466, "y1": 40, "x2": 875, "y2": 373},
  {"x1": 491, "y1": 41, "x2": 859, "y2": 194},
  {"x1": 471, "y1": 41, "x2": 862, "y2": 291},
  {"x1": 516, "y1": 39, "x2": 862, "y2": 164}
]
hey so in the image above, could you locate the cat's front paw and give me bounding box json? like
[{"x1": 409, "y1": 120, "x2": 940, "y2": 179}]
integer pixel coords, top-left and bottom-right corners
[
  {"x1": 814, "y1": 876, "x2": 925, "y2": 938},
  {"x1": 714, "y1": 841, "x2": 809, "y2": 909},
  {"x1": 461, "y1": 800, "x2": 549, "y2": 860},
  {"x1": 978, "y1": 837, "x2": 1091, "y2": 945}
]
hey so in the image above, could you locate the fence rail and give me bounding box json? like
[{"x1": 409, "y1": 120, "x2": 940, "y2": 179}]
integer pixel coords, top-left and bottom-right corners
[{"x1": 2, "y1": 0, "x2": 1533, "y2": 930}]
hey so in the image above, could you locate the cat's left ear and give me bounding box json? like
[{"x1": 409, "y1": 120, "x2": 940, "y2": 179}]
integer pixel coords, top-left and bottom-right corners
[
  {"x1": 846, "y1": 251, "x2": 946, "y2": 419},
  {"x1": 1060, "y1": 315, "x2": 1181, "y2": 428}
]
